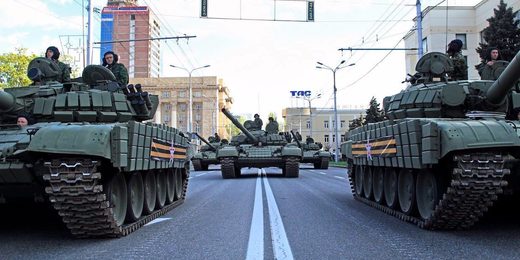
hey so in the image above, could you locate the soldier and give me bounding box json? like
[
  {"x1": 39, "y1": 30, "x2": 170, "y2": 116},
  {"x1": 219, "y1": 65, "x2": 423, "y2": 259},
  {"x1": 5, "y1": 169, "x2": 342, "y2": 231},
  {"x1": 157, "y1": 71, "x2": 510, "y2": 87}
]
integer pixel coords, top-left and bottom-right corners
[
  {"x1": 253, "y1": 113, "x2": 263, "y2": 130},
  {"x1": 102, "y1": 51, "x2": 129, "y2": 86},
  {"x1": 475, "y1": 47, "x2": 507, "y2": 80},
  {"x1": 45, "y1": 46, "x2": 71, "y2": 83},
  {"x1": 214, "y1": 133, "x2": 221, "y2": 142},
  {"x1": 446, "y1": 39, "x2": 468, "y2": 81},
  {"x1": 266, "y1": 117, "x2": 279, "y2": 134}
]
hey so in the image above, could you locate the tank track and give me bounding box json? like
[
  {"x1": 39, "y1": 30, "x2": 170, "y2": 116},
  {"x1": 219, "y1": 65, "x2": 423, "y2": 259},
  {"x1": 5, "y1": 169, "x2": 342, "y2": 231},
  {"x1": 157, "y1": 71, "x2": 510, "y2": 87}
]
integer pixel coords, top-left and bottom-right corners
[
  {"x1": 348, "y1": 153, "x2": 509, "y2": 230},
  {"x1": 284, "y1": 157, "x2": 300, "y2": 178},
  {"x1": 193, "y1": 159, "x2": 202, "y2": 171},
  {"x1": 43, "y1": 158, "x2": 189, "y2": 238},
  {"x1": 221, "y1": 157, "x2": 236, "y2": 179}
]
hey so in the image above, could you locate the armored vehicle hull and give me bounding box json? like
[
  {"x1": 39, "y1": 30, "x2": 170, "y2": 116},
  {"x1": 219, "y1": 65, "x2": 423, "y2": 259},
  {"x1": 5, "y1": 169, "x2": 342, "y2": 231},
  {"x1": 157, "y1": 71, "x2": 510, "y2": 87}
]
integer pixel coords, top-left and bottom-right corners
[
  {"x1": 302, "y1": 150, "x2": 330, "y2": 169},
  {"x1": 344, "y1": 51, "x2": 520, "y2": 229},
  {"x1": 192, "y1": 152, "x2": 218, "y2": 171},
  {"x1": 217, "y1": 108, "x2": 301, "y2": 178},
  {"x1": 0, "y1": 60, "x2": 192, "y2": 237}
]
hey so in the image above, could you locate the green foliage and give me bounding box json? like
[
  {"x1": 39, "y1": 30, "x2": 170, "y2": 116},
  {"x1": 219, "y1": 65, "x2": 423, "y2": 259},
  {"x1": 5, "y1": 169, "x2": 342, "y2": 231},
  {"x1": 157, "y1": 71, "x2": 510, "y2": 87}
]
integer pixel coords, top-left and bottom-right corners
[
  {"x1": 363, "y1": 97, "x2": 384, "y2": 124},
  {"x1": 348, "y1": 113, "x2": 364, "y2": 131},
  {"x1": 476, "y1": 0, "x2": 520, "y2": 62},
  {"x1": 227, "y1": 115, "x2": 246, "y2": 136},
  {"x1": 0, "y1": 48, "x2": 38, "y2": 89},
  {"x1": 60, "y1": 54, "x2": 80, "y2": 78},
  {"x1": 268, "y1": 112, "x2": 277, "y2": 121}
]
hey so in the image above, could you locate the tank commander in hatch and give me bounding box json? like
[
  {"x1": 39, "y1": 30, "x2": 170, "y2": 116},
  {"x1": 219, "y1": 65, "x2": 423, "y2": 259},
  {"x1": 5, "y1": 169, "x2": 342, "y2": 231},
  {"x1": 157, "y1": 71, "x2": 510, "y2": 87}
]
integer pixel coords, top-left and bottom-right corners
[
  {"x1": 16, "y1": 112, "x2": 35, "y2": 127},
  {"x1": 45, "y1": 46, "x2": 71, "y2": 83},
  {"x1": 214, "y1": 133, "x2": 221, "y2": 142},
  {"x1": 446, "y1": 39, "x2": 468, "y2": 81},
  {"x1": 253, "y1": 114, "x2": 263, "y2": 130},
  {"x1": 102, "y1": 51, "x2": 129, "y2": 87}
]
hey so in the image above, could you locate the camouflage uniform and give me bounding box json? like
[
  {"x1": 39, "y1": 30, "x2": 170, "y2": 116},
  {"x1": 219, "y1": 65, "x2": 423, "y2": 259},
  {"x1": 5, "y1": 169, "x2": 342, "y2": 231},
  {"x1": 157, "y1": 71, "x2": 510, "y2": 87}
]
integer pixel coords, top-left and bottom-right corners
[
  {"x1": 107, "y1": 63, "x2": 129, "y2": 86},
  {"x1": 56, "y1": 61, "x2": 71, "y2": 83},
  {"x1": 449, "y1": 52, "x2": 468, "y2": 80}
]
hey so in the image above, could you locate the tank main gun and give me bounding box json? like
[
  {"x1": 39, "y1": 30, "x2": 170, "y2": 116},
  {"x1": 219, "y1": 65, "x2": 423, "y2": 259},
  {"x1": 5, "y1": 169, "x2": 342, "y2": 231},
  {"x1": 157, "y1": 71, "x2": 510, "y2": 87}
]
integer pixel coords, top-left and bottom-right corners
[
  {"x1": 0, "y1": 91, "x2": 19, "y2": 113},
  {"x1": 195, "y1": 133, "x2": 216, "y2": 151},
  {"x1": 290, "y1": 130, "x2": 302, "y2": 148},
  {"x1": 221, "y1": 108, "x2": 258, "y2": 143},
  {"x1": 486, "y1": 51, "x2": 520, "y2": 105}
]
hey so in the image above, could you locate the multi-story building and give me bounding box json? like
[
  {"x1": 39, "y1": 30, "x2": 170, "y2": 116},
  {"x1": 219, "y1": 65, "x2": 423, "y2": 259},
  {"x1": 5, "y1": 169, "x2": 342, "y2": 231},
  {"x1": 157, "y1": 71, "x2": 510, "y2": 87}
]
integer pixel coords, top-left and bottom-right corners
[
  {"x1": 100, "y1": 0, "x2": 161, "y2": 78},
  {"x1": 404, "y1": 0, "x2": 520, "y2": 80},
  {"x1": 282, "y1": 107, "x2": 365, "y2": 152},
  {"x1": 129, "y1": 77, "x2": 234, "y2": 140}
]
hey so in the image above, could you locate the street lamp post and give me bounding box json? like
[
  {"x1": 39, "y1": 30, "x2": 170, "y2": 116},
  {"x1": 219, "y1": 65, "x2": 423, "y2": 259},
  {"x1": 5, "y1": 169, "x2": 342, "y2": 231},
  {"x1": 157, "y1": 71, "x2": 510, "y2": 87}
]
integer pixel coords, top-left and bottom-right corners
[
  {"x1": 302, "y1": 93, "x2": 321, "y2": 137},
  {"x1": 316, "y1": 61, "x2": 355, "y2": 162},
  {"x1": 170, "y1": 64, "x2": 210, "y2": 133}
]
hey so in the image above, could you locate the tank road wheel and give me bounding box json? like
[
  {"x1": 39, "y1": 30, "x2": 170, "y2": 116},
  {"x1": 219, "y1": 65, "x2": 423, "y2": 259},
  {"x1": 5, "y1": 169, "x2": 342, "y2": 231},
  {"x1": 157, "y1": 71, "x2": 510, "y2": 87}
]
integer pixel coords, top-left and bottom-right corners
[
  {"x1": 363, "y1": 167, "x2": 373, "y2": 199},
  {"x1": 284, "y1": 157, "x2": 300, "y2": 178},
  {"x1": 398, "y1": 169, "x2": 416, "y2": 215},
  {"x1": 416, "y1": 170, "x2": 443, "y2": 220},
  {"x1": 174, "y1": 168, "x2": 185, "y2": 200},
  {"x1": 354, "y1": 165, "x2": 364, "y2": 196},
  {"x1": 192, "y1": 159, "x2": 203, "y2": 171},
  {"x1": 106, "y1": 172, "x2": 128, "y2": 227},
  {"x1": 202, "y1": 164, "x2": 209, "y2": 171},
  {"x1": 155, "y1": 170, "x2": 167, "y2": 209},
  {"x1": 320, "y1": 157, "x2": 329, "y2": 169},
  {"x1": 384, "y1": 168, "x2": 399, "y2": 208},
  {"x1": 143, "y1": 172, "x2": 157, "y2": 214},
  {"x1": 372, "y1": 168, "x2": 385, "y2": 204},
  {"x1": 221, "y1": 158, "x2": 237, "y2": 179},
  {"x1": 166, "y1": 169, "x2": 176, "y2": 204},
  {"x1": 125, "y1": 172, "x2": 144, "y2": 223}
]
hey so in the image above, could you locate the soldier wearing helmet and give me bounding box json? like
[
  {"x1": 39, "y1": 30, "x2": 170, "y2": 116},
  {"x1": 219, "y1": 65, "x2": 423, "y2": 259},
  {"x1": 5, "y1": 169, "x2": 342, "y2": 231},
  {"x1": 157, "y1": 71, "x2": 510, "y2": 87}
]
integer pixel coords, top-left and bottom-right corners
[
  {"x1": 102, "y1": 51, "x2": 129, "y2": 86},
  {"x1": 45, "y1": 46, "x2": 71, "y2": 83},
  {"x1": 446, "y1": 39, "x2": 468, "y2": 81}
]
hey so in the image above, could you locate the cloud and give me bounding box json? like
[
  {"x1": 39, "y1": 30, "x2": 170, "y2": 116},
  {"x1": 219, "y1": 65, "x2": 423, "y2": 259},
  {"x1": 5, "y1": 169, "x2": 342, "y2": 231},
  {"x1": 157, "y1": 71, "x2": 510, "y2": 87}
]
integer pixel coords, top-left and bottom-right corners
[{"x1": 0, "y1": 0, "x2": 82, "y2": 30}]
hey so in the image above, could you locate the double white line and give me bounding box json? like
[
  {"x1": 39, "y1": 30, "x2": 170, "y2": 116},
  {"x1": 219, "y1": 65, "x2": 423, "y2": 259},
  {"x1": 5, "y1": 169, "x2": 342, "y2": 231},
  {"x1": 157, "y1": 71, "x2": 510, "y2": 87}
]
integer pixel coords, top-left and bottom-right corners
[{"x1": 246, "y1": 169, "x2": 294, "y2": 260}]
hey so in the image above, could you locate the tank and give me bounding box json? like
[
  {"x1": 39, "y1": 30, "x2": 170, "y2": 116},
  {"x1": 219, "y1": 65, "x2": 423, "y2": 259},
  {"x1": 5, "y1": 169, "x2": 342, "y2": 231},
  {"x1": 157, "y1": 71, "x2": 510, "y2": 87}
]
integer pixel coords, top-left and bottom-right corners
[
  {"x1": 298, "y1": 134, "x2": 330, "y2": 169},
  {"x1": 344, "y1": 51, "x2": 520, "y2": 229},
  {"x1": 0, "y1": 58, "x2": 191, "y2": 237},
  {"x1": 217, "y1": 108, "x2": 302, "y2": 178},
  {"x1": 192, "y1": 133, "x2": 223, "y2": 171}
]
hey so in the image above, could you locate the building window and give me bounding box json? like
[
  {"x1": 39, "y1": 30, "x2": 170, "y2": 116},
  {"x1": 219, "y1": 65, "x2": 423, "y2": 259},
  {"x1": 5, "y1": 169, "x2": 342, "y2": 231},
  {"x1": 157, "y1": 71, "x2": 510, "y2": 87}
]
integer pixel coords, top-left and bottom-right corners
[
  {"x1": 332, "y1": 135, "x2": 336, "y2": 142},
  {"x1": 194, "y1": 91, "x2": 202, "y2": 98},
  {"x1": 456, "y1": 34, "x2": 467, "y2": 50},
  {"x1": 324, "y1": 120, "x2": 329, "y2": 129},
  {"x1": 164, "y1": 104, "x2": 171, "y2": 110},
  {"x1": 332, "y1": 120, "x2": 336, "y2": 129},
  {"x1": 195, "y1": 124, "x2": 201, "y2": 133},
  {"x1": 194, "y1": 103, "x2": 202, "y2": 110},
  {"x1": 422, "y1": 37, "x2": 428, "y2": 53},
  {"x1": 341, "y1": 135, "x2": 345, "y2": 142},
  {"x1": 163, "y1": 115, "x2": 170, "y2": 121},
  {"x1": 179, "y1": 103, "x2": 187, "y2": 111},
  {"x1": 179, "y1": 91, "x2": 186, "y2": 98},
  {"x1": 161, "y1": 91, "x2": 170, "y2": 98},
  {"x1": 340, "y1": 120, "x2": 345, "y2": 128},
  {"x1": 480, "y1": 30, "x2": 486, "y2": 44},
  {"x1": 195, "y1": 114, "x2": 202, "y2": 121},
  {"x1": 324, "y1": 135, "x2": 329, "y2": 143},
  {"x1": 306, "y1": 120, "x2": 310, "y2": 129}
]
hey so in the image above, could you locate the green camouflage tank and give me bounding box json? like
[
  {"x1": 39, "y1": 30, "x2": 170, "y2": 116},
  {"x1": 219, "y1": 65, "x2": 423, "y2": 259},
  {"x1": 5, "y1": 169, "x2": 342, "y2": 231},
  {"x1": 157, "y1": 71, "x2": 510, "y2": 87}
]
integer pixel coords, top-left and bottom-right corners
[{"x1": 0, "y1": 57, "x2": 192, "y2": 237}]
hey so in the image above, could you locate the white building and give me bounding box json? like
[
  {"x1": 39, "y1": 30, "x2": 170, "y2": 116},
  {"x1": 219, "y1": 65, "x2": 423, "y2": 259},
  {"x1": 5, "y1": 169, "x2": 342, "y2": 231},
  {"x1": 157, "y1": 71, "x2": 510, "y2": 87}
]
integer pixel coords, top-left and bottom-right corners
[{"x1": 404, "y1": 0, "x2": 520, "y2": 80}]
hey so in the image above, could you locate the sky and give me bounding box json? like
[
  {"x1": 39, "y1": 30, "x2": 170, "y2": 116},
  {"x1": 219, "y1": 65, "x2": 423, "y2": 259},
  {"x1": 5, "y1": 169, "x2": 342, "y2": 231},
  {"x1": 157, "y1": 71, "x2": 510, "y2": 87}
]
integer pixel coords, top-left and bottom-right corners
[{"x1": 0, "y1": 0, "x2": 481, "y2": 119}]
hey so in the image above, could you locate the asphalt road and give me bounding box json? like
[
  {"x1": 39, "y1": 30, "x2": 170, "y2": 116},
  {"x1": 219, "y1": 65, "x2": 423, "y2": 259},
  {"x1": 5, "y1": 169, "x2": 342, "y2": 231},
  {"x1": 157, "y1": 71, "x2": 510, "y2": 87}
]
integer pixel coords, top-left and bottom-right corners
[{"x1": 1, "y1": 165, "x2": 520, "y2": 259}]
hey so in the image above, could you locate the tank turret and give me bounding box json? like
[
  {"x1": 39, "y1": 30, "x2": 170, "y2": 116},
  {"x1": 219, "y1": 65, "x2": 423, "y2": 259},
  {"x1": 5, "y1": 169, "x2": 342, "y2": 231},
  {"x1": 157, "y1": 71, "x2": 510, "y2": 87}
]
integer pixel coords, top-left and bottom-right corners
[
  {"x1": 0, "y1": 60, "x2": 159, "y2": 125},
  {"x1": 195, "y1": 132, "x2": 216, "y2": 151},
  {"x1": 221, "y1": 108, "x2": 258, "y2": 144},
  {"x1": 385, "y1": 51, "x2": 520, "y2": 119}
]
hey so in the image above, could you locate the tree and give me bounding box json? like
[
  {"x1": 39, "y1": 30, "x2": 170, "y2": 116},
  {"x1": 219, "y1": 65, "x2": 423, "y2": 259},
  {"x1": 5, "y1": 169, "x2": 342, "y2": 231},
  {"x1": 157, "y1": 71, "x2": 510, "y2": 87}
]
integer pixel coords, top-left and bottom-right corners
[
  {"x1": 0, "y1": 48, "x2": 38, "y2": 89},
  {"x1": 363, "y1": 97, "x2": 384, "y2": 124},
  {"x1": 349, "y1": 114, "x2": 364, "y2": 130},
  {"x1": 227, "y1": 115, "x2": 246, "y2": 136},
  {"x1": 476, "y1": 0, "x2": 520, "y2": 62}
]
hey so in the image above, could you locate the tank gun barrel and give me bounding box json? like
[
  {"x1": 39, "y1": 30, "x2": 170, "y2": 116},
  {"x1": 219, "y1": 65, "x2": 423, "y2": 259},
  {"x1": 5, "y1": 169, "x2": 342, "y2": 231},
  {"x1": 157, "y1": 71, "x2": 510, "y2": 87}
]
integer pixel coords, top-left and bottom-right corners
[
  {"x1": 0, "y1": 91, "x2": 17, "y2": 112},
  {"x1": 194, "y1": 133, "x2": 216, "y2": 151},
  {"x1": 221, "y1": 108, "x2": 258, "y2": 143},
  {"x1": 290, "y1": 130, "x2": 302, "y2": 148},
  {"x1": 487, "y1": 50, "x2": 520, "y2": 105}
]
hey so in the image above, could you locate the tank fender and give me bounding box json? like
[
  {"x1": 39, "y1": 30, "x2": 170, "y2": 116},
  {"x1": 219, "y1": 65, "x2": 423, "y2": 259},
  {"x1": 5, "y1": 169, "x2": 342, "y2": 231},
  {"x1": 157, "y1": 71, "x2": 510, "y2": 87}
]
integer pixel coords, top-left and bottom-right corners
[
  {"x1": 436, "y1": 120, "x2": 520, "y2": 158},
  {"x1": 318, "y1": 151, "x2": 331, "y2": 157},
  {"x1": 193, "y1": 153, "x2": 203, "y2": 159},
  {"x1": 343, "y1": 140, "x2": 353, "y2": 159},
  {"x1": 27, "y1": 124, "x2": 113, "y2": 159},
  {"x1": 216, "y1": 146, "x2": 238, "y2": 158},
  {"x1": 281, "y1": 146, "x2": 302, "y2": 157}
]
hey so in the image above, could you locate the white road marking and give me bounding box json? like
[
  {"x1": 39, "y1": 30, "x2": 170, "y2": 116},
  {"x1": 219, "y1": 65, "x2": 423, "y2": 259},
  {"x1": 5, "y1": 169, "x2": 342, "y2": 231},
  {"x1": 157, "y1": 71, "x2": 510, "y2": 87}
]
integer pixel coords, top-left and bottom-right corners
[
  {"x1": 262, "y1": 169, "x2": 294, "y2": 260},
  {"x1": 196, "y1": 172, "x2": 209, "y2": 177},
  {"x1": 334, "y1": 176, "x2": 346, "y2": 180},
  {"x1": 318, "y1": 172, "x2": 327, "y2": 175},
  {"x1": 246, "y1": 170, "x2": 264, "y2": 260},
  {"x1": 144, "y1": 217, "x2": 171, "y2": 226}
]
